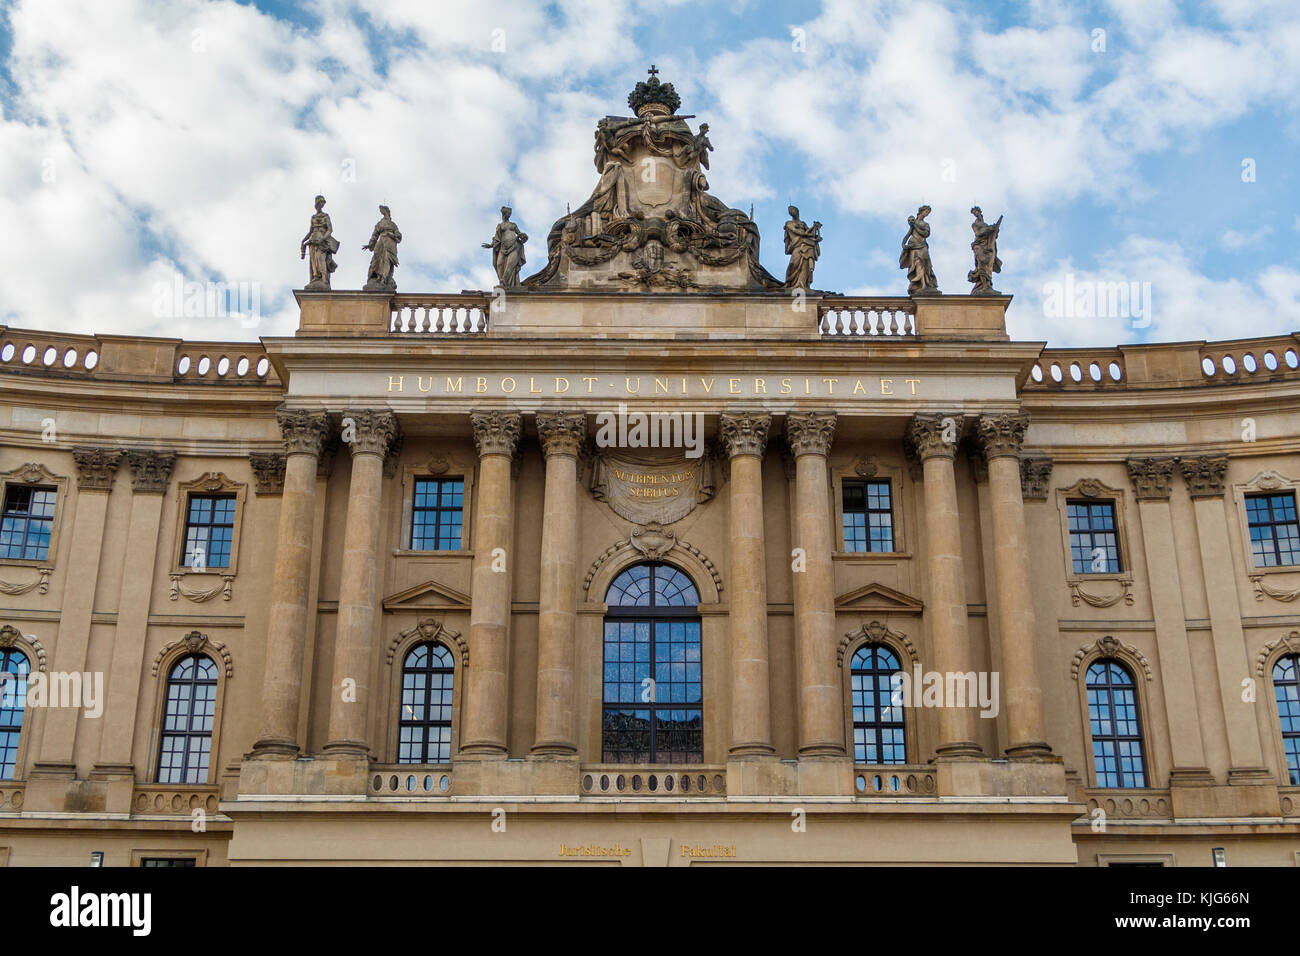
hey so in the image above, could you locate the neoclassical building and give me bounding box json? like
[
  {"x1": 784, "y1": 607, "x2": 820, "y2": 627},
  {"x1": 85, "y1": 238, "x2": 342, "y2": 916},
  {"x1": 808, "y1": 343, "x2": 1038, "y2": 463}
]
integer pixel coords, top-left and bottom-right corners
[{"x1": 0, "y1": 76, "x2": 1298, "y2": 866}]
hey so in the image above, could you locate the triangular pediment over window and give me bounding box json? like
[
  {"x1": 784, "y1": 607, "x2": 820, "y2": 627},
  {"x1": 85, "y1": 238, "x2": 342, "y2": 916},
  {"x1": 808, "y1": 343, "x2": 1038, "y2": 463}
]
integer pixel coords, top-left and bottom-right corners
[
  {"x1": 382, "y1": 579, "x2": 471, "y2": 611},
  {"x1": 834, "y1": 582, "x2": 924, "y2": 614}
]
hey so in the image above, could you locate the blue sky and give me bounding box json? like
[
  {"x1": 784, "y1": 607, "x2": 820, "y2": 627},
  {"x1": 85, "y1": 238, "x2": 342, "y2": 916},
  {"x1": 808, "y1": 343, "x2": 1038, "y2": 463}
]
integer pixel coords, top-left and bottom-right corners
[{"x1": 1, "y1": 0, "x2": 1297, "y2": 346}]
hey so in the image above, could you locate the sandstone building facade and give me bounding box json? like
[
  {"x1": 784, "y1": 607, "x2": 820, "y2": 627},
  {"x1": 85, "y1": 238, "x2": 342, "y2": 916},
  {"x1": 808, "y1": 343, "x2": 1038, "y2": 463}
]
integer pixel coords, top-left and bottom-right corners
[{"x1": 1, "y1": 81, "x2": 1298, "y2": 867}]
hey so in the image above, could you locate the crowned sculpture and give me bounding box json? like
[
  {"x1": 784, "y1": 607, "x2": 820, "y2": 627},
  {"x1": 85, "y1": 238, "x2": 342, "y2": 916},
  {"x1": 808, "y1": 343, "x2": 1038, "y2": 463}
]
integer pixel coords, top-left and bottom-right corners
[{"x1": 523, "y1": 67, "x2": 782, "y2": 292}]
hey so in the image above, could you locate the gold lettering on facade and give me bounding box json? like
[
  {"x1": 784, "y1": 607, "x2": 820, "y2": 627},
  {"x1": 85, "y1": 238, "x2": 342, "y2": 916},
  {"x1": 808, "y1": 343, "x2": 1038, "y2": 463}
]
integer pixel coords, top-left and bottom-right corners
[
  {"x1": 880, "y1": 378, "x2": 893, "y2": 395},
  {"x1": 383, "y1": 372, "x2": 923, "y2": 399},
  {"x1": 446, "y1": 376, "x2": 463, "y2": 393},
  {"x1": 823, "y1": 377, "x2": 838, "y2": 394},
  {"x1": 529, "y1": 377, "x2": 543, "y2": 394},
  {"x1": 417, "y1": 376, "x2": 434, "y2": 393},
  {"x1": 853, "y1": 379, "x2": 867, "y2": 395},
  {"x1": 626, "y1": 377, "x2": 641, "y2": 394},
  {"x1": 754, "y1": 378, "x2": 767, "y2": 394},
  {"x1": 655, "y1": 377, "x2": 670, "y2": 394},
  {"x1": 476, "y1": 376, "x2": 488, "y2": 393},
  {"x1": 905, "y1": 377, "x2": 920, "y2": 395},
  {"x1": 501, "y1": 377, "x2": 517, "y2": 393},
  {"x1": 582, "y1": 376, "x2": 598, "y2": 393},
  {"x1": 388, "y1": 375, "x2": 404, "y2": 393},
  {"x1": 780, "y1": 377, "x2": 792, "y2": 395},
  {"x1": 555, "y1": 376, "x2": 570, "y2": 393}
]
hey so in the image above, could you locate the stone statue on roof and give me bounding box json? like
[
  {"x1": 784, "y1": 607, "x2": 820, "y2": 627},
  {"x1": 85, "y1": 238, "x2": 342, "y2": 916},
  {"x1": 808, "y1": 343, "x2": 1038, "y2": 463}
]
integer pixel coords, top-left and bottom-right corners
[{"x1": 524, "y1": 67, "x2": 782, "y2": 292}]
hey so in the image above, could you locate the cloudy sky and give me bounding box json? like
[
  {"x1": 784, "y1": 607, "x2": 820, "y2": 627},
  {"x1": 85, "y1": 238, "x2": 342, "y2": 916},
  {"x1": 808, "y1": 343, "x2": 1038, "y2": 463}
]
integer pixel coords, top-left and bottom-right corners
[{"x1": 1, "y1": 0, "x2": 1297, "y2": 346}]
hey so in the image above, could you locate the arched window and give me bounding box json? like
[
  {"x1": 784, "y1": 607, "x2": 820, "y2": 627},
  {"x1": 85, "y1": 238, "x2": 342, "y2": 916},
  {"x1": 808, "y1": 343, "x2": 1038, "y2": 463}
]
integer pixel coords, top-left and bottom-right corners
[
  {"x1": 602, "y1": 563, "x2": 702, "y2": 763},
  {"x1": 0, "y1": 647, "x2": 30, "y2": 780},
  {"x1": 157, "y1": 654, "x2": 218, "y2": 784},
  {"x1": 850, "y1": 644, "x2": 906, "y2": 764},
  {"x1": 1273, "y1": 653, "x2": 1300, "y2": 785},
  {"x1": 398, "y1": 642, "x2": 454, "y2": 764},
  {"x1": 1086, "y1": 660, "x2": 1147, "y2": 788}
]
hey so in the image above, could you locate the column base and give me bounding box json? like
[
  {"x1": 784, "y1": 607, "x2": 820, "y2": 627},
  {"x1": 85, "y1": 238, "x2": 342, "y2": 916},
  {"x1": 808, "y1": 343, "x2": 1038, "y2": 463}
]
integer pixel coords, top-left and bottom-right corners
[
  {"x1": 530, "y1": 742, "x2": 578, "y2": 758},
  {"x1": 935, "y1": 756, "x2": 1068, "y2": 798},
  {"x1": 458, "y1": 743, "x2": 509, "y2": 759},
  {"x1": 796, "y1": 755, "x2": 854, "y2": 796},
  {"x1": 934, "y1": 741, "x2": 984, "y2": 758},
  {"x1": 88, "y1": 764, "x2": 137, "y2": 815},
  {"x1": 1005, "y1": 741, "x2": 1054, "y2": 760},
  {"x1": 249, "y1": 737, "x2": 301, "y2": 759},
  {"x1": 728, "y1": 744, "x2": 777, "y2": 758},
  {"x1": 321, "y1": 740, "x2": 373, "y2": 760}
]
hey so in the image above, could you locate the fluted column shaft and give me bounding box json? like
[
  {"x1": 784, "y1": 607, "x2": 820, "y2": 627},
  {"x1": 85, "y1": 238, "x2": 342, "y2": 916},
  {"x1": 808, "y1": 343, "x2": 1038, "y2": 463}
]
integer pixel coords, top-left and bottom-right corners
[
  {"x1": 253, "y1": 408, "x2": 330, "y2": 756},
  {"x1": 721, "y1": 413, "x2": 775, "y2": 757},
  {"x1": 532, "y1": 412, "x2": 585, "y2": 755},
  {"x1": 909, "y1": 414, "x2": 982, "y2": 757},
  {"x1": 324, "y1": 410, "x2": 399, "y2": 756},
  {"x1": 460, "y1": 411, "x2": 521, "y2": 756},
  {"x1": 787, "y1": 412, "x2": 844, "y2": 757},
  {"x1": 977, "y1": 415, "x2": 1050, "y2": 757}
]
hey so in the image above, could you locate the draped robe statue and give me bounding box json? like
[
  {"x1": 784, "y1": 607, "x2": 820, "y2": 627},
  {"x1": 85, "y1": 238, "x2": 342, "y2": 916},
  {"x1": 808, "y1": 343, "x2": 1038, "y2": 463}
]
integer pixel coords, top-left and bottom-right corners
[
  {"x1": 899, "y1": 205, "x2": 939, "y2": 295},
  {"x1": 483, "y1": 206, "x2": 528, "y2": 289},
  {"x1": 362, "y1": 205, "x2": 402, "y2": 292},
  {"x1": 967, "y1": 206, "x2": 1002, "y2": 295},
  {"x1": 783, "y1": 205, "x2": 822, "y2": 291},
  {"x1": 300, "y1": 195, "x2": 339, "y2": 291}
]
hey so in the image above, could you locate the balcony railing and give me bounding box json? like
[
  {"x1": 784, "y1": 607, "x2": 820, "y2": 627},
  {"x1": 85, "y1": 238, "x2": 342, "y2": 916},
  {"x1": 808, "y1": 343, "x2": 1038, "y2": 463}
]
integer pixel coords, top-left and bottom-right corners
[
  {"x1": 390, "y1": 295, "x2": 490, "y2": 335},
  {"x1": 1026, "y1": 335, "x2": 1300, "y2": 391},
  {"x1": 132, "y1": 785, "x2": 221, "y2": 815},
  {"x1": 818, "y1": 297, "x2": 917, "y2": 338},
  {"x1": 369, "y1": 765, "x2": 453, "y2": 795},
  {"x1": 1081, "y1": 788, "x2": 1173, "y2": 821},
  {"x1": 580, "y1": 765, "x2": 726, "y2": 796},
  {"x1": 854, "y1": 765, "x2": 936, "y2": 797}
]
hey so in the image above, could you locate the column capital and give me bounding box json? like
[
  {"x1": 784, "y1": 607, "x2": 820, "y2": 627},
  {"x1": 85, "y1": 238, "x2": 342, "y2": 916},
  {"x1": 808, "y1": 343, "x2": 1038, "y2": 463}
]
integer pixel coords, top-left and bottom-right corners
[
  {"x1": 1178, "y1": 454, "x2": 1228, "y2": 498},
  {"x1": 975, "y1": 413, "x2": 1029, "y2": 461},
  {"x1": 249, "y1": 452, "x2": 287, "y2": 495},
  {"x1": 906, "y1": 413, "x2": 961, "y2": 462},
  {"x1": 276, "y1": 406, "x2": 331, "y2": 457},
  {"x1": 342, "y1": 409, "x2": 400, "y2": 459},
  {"x1": 537, "y1": 411, "x2": 586, "y2": 459},
  {"x1": 471, "y1": 410, "x2": 523, "y2": 459},
  {"x1": 719, "y1": 412, "x2": 771, "y2": 458},
  {"x1": 1126, "y1": 456, "x2": 1177, "y2": 500},
  {"x1": 784, "y1": 411, "x2": 836, "y2": 458},
  {"x1": 71, "y1": 446, "x2": 124, "y2": 491},
  {"x1": 125, "y1": 449, "x2": 176, "y2": 494},
  {"x1": 1020, "y1": 456, "x2": 1053, "y2": 500}
]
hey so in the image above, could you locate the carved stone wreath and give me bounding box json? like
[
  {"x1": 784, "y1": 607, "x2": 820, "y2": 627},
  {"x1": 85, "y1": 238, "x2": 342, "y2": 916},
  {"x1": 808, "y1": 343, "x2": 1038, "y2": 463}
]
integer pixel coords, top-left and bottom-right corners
[
  {"x1": 837, "y1": 620, "x2": 918, "y2": 668},
  {"x1": 387, "y1": 618, "x2": 468, "y2": 666},
  {"x1": 1255, "y1": 631, "x2": 1300, "y2": 677},
  {"x1": 583, "y1": 524, "x2": 723, "y2": 598},
  {"x1": 0, "y1": 624, "x2": 48, "y2": 672},
  {"x1": 1071, "y1": 635, "x2": 1152, "y2": 682},
  {"x1": 152, "y1": 630, "x2": 232, "y2": 678}
]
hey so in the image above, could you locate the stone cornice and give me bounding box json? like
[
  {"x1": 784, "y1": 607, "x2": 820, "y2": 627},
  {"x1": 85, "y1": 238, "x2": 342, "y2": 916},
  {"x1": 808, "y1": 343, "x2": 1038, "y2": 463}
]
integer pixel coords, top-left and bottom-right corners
[
  {"x1": 1178, "y1": 454, "x2": 1228, "y2": 498},
  {"x1": 537, "y1": 411, "x2": 586, "y2": 459},
  {"x1": 974, "y1": 413, "x2": 1028, "y2": 460},
  {"x1": 470, "y1": 410, "x2": 522, "y2": 459},
  {"x1": 125, "y1": 449, "x2": 176, "y2": 494},
  {"x1": 718, "y1": 412, "x2": 771, "y2": 459},
  {"x1": 1126, "y1": 456, "x2": 1177, "y2": 500},
  {"x1": 342, "y1": 409, "x2": 400, "y2": 459},
  {"x1": 71, "y1": 446, "x2": 124, "y2": 491},
  {"x1": 784, "y1": 411, "x2": 836, "y2": 458},
  {"x1": 276, "y1": 406, "x2": 331, "y2": 457}
]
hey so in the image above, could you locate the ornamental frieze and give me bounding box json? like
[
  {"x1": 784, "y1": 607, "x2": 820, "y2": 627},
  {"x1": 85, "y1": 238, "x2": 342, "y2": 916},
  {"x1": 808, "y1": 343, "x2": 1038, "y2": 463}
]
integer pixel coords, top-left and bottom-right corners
[
  {"x1": 1126, "y1": 456, "x2": 1177, "y2": 500},
  {"x1": 1178, "y1": 455, "x2": 1228, "y2": 498},
  {"x1": 125, "y1": 449, "x2": 176, "y2": 494}
]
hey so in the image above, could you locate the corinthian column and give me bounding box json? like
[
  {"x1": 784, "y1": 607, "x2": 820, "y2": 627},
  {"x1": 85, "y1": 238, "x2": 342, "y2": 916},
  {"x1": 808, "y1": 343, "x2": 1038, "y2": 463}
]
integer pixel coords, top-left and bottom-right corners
[
  {"x1": 907, "y1": 413, "x2": 983, "y2": 757},
  {"x1": 785, "y1": 411, "x2": 845, "y2": 757},
  {"x1": 975, "y1": 414, "x2": 1050, "y2": 757},
  {"x1": 253, "y1": 407, "x2": 330, "y2": 756},
  {"x1": 532, "y1": 411, "x2": 585, "y2": 756},
  {"x1": 720, "y1": 412, "x2": 775, "y2": 757},
  {"x1": 324, "y1": 410, "x2": 399, "y2": 757},
  {"x1": 460, "y1": 411, "x2": 522, "y2": 757}
]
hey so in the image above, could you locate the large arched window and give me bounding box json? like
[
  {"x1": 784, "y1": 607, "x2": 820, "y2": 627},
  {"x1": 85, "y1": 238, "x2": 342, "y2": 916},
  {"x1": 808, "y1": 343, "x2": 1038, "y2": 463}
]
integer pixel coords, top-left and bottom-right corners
[
  {"x1": 157, "y1": 654, "x2": 218, "y2": 784},
  {"x1": 398, "y1": 642, "x2": 454, "y2": 764},
  {"x1": 602, "y1": 563, "x2": 702, "y2": 763},
  {"x1": 1086, "y1": 660, "x2": 1147, "y2": 788},
  {"x1": 0, "y1": 647, "x2": 30, "y2": 780},
  {"x1": 1273, "y1": 653, "x2": 1300, "y2": 785},
  {"x1": 850, "y1": 644, "x2": 906, "y2": 764}
]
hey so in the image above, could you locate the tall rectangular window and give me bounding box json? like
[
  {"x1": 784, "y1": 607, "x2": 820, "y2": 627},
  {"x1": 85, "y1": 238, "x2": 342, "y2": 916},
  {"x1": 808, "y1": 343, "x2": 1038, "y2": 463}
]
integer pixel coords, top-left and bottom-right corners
[
  {"x1": 1068, "y1": 500, "x2": 1121, "y2": 574},
  {"x1": 411, "y1": 477, "x2": 463, "y2": 551},
  {"x1": 842, "y1": 479, "x2": 893, "y2": 553},
  {"x1": 1246, "y1": 492, "x2": 1299, "y2": 567},
  {"x1": 0, "y1": 485, "x2": 56, "y2": 561},
  {"x1": 182, "y1": 494, "x2": 236, "y2": 569}
]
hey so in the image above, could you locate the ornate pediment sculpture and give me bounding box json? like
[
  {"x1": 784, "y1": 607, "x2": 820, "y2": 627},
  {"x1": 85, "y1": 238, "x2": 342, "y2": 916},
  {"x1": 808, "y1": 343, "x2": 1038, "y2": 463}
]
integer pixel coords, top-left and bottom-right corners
[{"x1": 523, "y1": 67, "x2": 782, "y2": 293}]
